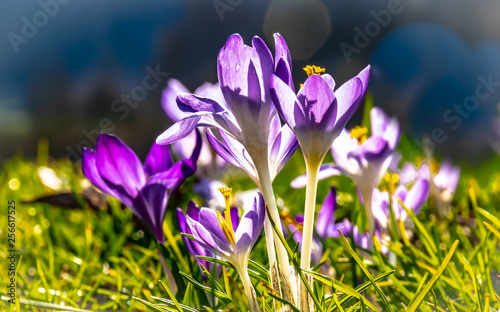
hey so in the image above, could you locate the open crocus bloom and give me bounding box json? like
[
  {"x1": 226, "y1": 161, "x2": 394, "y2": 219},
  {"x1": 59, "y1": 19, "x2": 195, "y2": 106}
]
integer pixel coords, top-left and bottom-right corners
[
  {"x1": 82, "y1": 133, "x2": 200, "y2": 243},
  {"x1": 270, "y1": 65, "x2": 370, "y2": 165},
  {"x1": 331, "y1": 107, "x2": 400, "y2": 204}
]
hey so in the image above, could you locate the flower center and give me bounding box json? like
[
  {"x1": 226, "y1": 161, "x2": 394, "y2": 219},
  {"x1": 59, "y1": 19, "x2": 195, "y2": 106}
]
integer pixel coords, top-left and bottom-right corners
[
  {"x1": 217, "y1": 187, "x2": 236, "y2": 245},
  {"x1": 350, "y1": 126, "x2": 368, "y2": 145},
  {"x1": 303, "y1": 65, "x2": 326, "y2": 77},
  {"x1": 300, "y1": 65, "x2": 326, "y2": 89}
]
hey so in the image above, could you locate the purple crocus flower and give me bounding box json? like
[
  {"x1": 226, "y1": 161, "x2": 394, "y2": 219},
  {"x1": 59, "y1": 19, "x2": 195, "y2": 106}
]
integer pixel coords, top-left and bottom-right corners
[
  {"x1": 82, "y1": 133, "x2": 200, "y2": 243},
  {"x1": 186, "y1": 192, "x2": 265, "y2": 312},
  {"x1": 269, "y1": 65, "x2": 370, "y2": 164}
]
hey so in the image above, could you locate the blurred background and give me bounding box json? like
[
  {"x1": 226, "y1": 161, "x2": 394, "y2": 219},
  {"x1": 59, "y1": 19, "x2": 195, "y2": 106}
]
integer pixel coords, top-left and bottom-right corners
[{"x1": 2, "y1": 0, "x2": 500, "y2": 164}]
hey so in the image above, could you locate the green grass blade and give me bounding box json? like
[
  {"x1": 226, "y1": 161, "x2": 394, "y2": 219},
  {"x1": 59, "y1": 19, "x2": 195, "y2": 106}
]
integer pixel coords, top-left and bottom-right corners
[
  {"x1": 407, "y1": 272, "x2": 428, "y2": 307},
  {"x1": 338, "y1": 230, "x2": 395, "y2": 312},
  {"x1": 159, "y1": 280, "x2": 183, "y2": 312},
  {"x1": 406, "y1": 240, "x2": 459, "y2": 312}
]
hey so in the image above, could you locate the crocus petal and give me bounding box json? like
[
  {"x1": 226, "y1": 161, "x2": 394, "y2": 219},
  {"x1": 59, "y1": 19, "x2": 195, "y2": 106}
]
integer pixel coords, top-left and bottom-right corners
[
  {"x1": 291, "y1": 163, "x2": 343, "y2": 188},
  {"x1": 194, "y1": 82, "x2": 227, "y2": 108},
  {"x1": 162, "y1": 79, "x2": 190, "y2": 121},
  {"x1": 434, "y1": 160, "x2": 460, "y2": 193},
  {"x1": 149, "y1": 159, "x2": 196, "y2": 190},
  {"x1": 132, "y1": 183, "x2": 168, "y2": 243},
  {"x1": 190, "y1": 208, "x2": 233, "y2": 256},
  {"x1": 269, "y1": 123, "x2": 298, "y2": 181},
  {"x1": 156, "y1": 115, "x2": 202, "y2": 145},
  {"x1": 295, "y1": 74, "x2": 337, "y2": 132},
  {"x1": 316, "y1": 187, "x2": 336, "y2": 239},
  {"x1": 274, "y1": 33, "x2": 293, "y2": 91},
  {"x1": 404, "y1": 177, "x2": 430, "y2": 215},
  {"x1": 270, "y1": 74, "x2": 298, "y2": 129},
  {"x1": 334, "y1": 65, "x2": 370, "y2": 128},
  {"x1": 144, "y1": 142, "x2": 173, "y2": 177},
  {"x1": 235, "y1": 192, "x2": 265, "y2": 254},
  {"x1": 177, "y1": 92, "x2": 226, "y2": 114},
  {"x1": 95, "y1": 134, "x2": 146, "y2": 198},
  {"x1": 320, "y1": 74, "x2": 336, "y2": 91},
  {"x1": 206, "y1": 129, "x2": 259, "y2": 183},
  {"x1": 218, "y1": 34, "x2": 273, "y2": 128},
  {"x1": 177, "y1": 206, "x2": 214, "y2": 270},
  {"x1": 370, "y1": 107, "x2": 390, "y2": 137},
  {"x1": 230, "y1": 207, "x2": 240, "y2": 231},
  {"x1": 333, "y1": 77, "x2": 362, "y2": 129},
  {"x1": 372, "y1": 189, "x2": 390, "y2": 228},
  {"x1": 82, "y1": 147, "x2": 125, "y2": 202}
]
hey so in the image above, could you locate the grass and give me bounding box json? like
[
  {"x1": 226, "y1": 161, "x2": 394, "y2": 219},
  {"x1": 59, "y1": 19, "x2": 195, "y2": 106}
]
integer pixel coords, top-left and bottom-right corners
[{"x1": 0, "y1": 133, "x2": 499, "y2": 311}]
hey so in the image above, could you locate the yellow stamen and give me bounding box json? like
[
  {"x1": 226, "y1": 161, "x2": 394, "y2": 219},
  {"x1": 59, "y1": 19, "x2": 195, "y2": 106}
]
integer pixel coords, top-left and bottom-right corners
[
  {"x1": 350, "y1": 126, "x2": 368, "y2": 145},
  {"x1": 303, "y1": 65, "x2": 326, "y2": 77},
  {"x1": 383, "y1": 173, "x2": 400, "y2": 194},
  {"x1": 430, "y1": 158, "x2": 440, "y2": 174},
  {"x1": 216, "y1": 210, "x2": 236, "y2": 245},
  {"x1": 218, "y1": 187, "x2": 233, "y2": 232}
]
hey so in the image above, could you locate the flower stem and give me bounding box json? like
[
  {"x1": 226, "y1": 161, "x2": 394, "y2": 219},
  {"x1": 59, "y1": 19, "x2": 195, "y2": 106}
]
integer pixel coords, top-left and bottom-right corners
[
  {"x1": 364, "y1": 190, "x2": 375, "y2": 251},
  {"x1": 158, "y1": 250, "x2": 177, "y2": 295},
  {"x1": 237, "y1": 265, "x2": 261, "y2": 312},
  {"x1": 255, "y1": 162, "x2": 298, "y2": 306},
  {"x1": 299, "y1": 161, "x2": 320, "y2": 312},
  {"x1": 300, "y1": 162, "x2": 320, "y2": 269}
]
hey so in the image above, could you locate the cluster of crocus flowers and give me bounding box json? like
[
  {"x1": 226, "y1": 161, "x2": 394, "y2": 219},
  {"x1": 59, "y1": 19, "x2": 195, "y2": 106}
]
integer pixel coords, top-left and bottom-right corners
[
  {"x1": 183, "y1": 188, "x2": 265, "y2": 312},
  {"x1": 157, "y1": 33, "x2": 299, "y2": 304}
]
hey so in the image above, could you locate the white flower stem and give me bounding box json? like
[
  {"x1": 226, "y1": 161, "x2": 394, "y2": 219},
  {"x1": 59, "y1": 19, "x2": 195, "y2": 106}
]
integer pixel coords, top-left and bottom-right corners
[
  {"x1": 255, "y1": 162, "x2": 298, "y2": 306},
  {"x1": 237, "y1": 265, "x2": 261, "y2": 312},
  {"x1": 300, "y1": 161, "x2": 320, "y2": 269},
  {"x1": 299, "y1": 161, "x2": 320, "y2": 312},
  {"x1": 364, "y1": 190, "x2": 375, "y2": 251}
]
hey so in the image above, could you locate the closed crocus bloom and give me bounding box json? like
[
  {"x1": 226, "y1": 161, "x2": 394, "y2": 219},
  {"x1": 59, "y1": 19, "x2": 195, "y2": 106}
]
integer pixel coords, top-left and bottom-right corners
[
  {"x1": 82, "y1": 133, "x2": 200, "y2": 243},
  {"x1": 186, "y1": 191, "x2": 265, "y2": 312}
]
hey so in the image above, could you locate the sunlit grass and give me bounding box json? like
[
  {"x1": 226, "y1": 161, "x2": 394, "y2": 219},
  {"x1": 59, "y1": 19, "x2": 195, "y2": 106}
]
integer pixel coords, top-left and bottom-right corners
[{"x1": 0, "y1": 134, "x2": 499, "y2": 311}]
